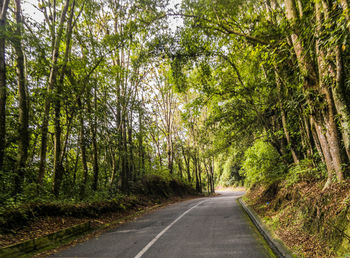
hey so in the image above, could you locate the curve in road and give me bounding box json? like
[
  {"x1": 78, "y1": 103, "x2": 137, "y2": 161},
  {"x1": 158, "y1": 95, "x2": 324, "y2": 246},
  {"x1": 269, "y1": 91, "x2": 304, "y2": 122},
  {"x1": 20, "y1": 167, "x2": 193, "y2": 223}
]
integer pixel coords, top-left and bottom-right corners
[{"x1": 53, "y1": 191, "x2": 275, "y2": 258}]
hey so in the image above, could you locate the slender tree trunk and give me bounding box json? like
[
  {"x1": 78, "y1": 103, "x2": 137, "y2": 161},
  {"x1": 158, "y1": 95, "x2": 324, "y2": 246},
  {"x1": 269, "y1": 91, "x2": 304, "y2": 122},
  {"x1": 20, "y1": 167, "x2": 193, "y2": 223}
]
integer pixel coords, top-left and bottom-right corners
[
  {"x1": 310, "y1": 117, "x2": 325, "y2": 165},
  {"x1": 300, "y1": 112, "x2": 314, "y2": 160},
  {"x1": 53, "y1": 0, "x2": 75, "y2": 196},
  {"x1": 193, "y1": 154, "x2": 200, "y2": 192},
  {"x1": 210, "y1": 157, "x2": 215, "y2": 193},
  {"x1": 53, "y1": 95, "x2": 62, "y2": 196},
  {"x1": 151, "y1": 132, "x2": 162, "y2": 169},
  {"x1": 13, "y1": 0, "x2": 29, "y2": 194},
  {"x1": 78, "y1": 98, "x2": 88, "y2": 198},
  {"x1": 60, "y1": 112, "x2": 73, "y2": 165},
  {"x1": 275, "y1": 69, "x2": 299, "y2": 164},
  {"x1": 182, "y1": 146, "x2": 191, "y2": 182},
  {"x1": 177, "y1": 155, "x2": 183, "y2": 179},
  {"x1": 138, "y1": 105, "x2": 145, "y2": 175},
  {"x1": 109, "y1": 147, "x2": 117, "y2": 188},
  {"x1": 38, "y1": 0, "x2": 70, "y2": 185},
  {"x1": 0, "y1": 0, "x2": 9, "y2": 171},
  {"x1": 73, "y1": 145, "x2": 80, "y2": 186},
  {"x1": 127, "y1": 113, "x2": 135, "y2": 181},
  {"x1": 87, "y1": 85, "x2": 99, "y2": 191},
  {"x1": 198, "y1": 158, "x2": 202, "y2": 193},
  {"x1": 167, "y1": 136, "x2": 173, "y2": 174},
  {"x1": 205, "y1": 162, "x2": 210, "y2": 194},
  {"x1": 121, "y1": 114, "x2": 129, "y2": 192}
]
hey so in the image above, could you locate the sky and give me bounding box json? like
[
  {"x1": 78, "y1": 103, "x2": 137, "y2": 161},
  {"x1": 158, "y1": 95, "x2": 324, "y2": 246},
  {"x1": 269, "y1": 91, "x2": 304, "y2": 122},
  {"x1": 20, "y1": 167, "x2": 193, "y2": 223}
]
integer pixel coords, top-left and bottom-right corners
[
  {"x1": 22, "y1": 0, "x2": 184, "y2": 31},
  {"x1": 168, "y1": 0, "x2": 184, "y2": 32},
  {"x1": 23, "y1": 0, "x2": 44, "y2": 21}
]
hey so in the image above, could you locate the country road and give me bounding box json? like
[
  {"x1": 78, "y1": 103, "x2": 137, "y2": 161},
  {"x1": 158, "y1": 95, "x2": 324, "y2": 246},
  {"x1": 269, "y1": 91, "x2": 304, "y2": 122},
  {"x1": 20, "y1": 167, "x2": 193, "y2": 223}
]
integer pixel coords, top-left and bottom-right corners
[{"x1": 53, "y1": 191, "x2": 274, "y2": 258}]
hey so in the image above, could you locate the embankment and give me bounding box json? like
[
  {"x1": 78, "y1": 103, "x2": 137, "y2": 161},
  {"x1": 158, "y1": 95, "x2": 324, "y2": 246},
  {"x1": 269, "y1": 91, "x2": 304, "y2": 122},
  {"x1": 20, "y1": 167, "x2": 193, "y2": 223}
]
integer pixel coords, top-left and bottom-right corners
[{"x1": 244, "y1": 180, "x2": 350, "y2": 257}]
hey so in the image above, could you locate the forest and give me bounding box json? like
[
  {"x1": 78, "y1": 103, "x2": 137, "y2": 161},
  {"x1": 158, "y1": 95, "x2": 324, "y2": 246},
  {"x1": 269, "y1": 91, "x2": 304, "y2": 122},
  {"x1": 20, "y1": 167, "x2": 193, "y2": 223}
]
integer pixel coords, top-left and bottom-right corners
[{"x1": 1, "y1": 0, "x2": 350, "y2": 254}]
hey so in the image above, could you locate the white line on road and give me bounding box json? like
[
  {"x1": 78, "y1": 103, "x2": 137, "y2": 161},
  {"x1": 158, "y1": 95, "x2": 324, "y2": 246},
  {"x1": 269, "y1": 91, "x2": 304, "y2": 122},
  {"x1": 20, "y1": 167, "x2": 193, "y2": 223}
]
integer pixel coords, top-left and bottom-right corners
[{"x1": 134, "y1": 199, "x2": 207, "y2": 258}]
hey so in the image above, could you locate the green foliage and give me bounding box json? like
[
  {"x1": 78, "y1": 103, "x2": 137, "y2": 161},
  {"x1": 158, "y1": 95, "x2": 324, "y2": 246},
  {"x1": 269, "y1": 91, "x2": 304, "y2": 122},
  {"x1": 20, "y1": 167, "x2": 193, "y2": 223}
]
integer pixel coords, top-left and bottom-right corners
[
  {"x1": 219, "y1": 156, "x2": 244, "y2": 187},
  {"x1": 285, "y1": 159, "x2": 325, "y2": 187},
  {"x1": 241, "y1": 139, "x2": 286, "y2": 186}
]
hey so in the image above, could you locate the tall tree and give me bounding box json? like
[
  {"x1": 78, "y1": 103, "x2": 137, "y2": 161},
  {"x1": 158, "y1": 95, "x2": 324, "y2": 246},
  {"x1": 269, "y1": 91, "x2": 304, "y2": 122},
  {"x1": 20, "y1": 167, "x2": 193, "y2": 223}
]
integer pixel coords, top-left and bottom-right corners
[
  {"x1": 0, "y1": 0, "x2": 9, "y2": 171},
  {"x1": 13, "y1": 0, "x2": 29, "y2": 193},
  {"x1": 38, "y1": 0, "x2": 70, "y2": 186}
]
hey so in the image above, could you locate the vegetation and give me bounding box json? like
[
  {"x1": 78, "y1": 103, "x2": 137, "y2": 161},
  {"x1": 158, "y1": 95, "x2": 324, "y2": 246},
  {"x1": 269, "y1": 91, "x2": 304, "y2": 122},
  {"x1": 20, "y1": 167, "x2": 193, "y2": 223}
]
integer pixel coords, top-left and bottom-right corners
[
  {"x1": 0, "y1": 0, "x2": 217, "y2": 208},
  {"x1": 1, "y1": 0, "x2": 350, "y2": 254}
]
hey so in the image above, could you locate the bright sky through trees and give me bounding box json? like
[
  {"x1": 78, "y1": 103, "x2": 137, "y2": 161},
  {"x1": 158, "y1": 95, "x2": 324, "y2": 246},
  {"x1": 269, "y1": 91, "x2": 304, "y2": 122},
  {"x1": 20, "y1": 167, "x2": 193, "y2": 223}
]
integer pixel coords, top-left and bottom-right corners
[{"x1": 23, "y1": 0, "x2": 183, "y2": 32}]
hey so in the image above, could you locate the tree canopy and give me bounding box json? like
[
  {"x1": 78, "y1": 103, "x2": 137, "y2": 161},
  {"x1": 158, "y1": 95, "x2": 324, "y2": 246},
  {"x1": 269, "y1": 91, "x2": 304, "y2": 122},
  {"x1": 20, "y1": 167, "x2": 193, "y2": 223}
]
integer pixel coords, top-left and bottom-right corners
[{"x1": 0, "y1": 0, "x2": 349, "y2": 206}]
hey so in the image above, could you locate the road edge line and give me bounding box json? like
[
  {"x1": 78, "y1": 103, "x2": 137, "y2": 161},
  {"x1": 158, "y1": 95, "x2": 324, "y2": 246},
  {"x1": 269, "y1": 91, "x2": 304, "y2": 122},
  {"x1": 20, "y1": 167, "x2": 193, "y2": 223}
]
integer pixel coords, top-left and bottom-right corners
[{"x1": 238, "y1": 197, "x2": 294, "y2": 258}]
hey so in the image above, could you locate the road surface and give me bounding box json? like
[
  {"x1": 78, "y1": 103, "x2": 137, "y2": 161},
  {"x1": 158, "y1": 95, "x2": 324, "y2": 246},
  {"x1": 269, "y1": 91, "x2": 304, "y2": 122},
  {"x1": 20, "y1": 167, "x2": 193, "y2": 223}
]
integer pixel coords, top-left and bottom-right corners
[{"x1": 53, "y1": 191, "x2": 274, "y2": 257}]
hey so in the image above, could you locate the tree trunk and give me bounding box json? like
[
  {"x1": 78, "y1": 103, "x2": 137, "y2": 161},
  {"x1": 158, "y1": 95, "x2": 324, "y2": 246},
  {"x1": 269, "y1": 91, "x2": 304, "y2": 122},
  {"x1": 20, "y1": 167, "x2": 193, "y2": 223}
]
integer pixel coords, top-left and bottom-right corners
[
  {"x1": 13, "y1": 0, "x2": 29, "y2": 194},
  {"x1": 275, "y1": 69, "x2": 299, "y2": 164},
  {"x1": 78, "y1": 97, "x2": 89, "y2": 198},
  {"x1": 193, "y1": 154, "x2": 200, "y2": 192},
  {"x1": 73, "y1": 146, "x2": 80, "y2": 186},
  {"x1": 205, "y1": 162, "x2": 210, "y2": 194},
  {"x1": 38, "y1": 0, "x2": 70, "y2": 185},
  {"x1": 315, "y1": 1, "x2": 344, "y2": 184},
  {"x1": 127, "y1": 113, "x2": 135, "y2": 181},
  {"x1": 0, "y1": 0, "x2": 9, "y2": 171},
  {"x1": 53, "y1": 0, "x2": 75, "y2": 196},
  {"x1": 210, "y1": 157, "x2": 215, "y2": 193},
  {"x1": 340, "y1": 0, "x2": 350, "y2": 22},
  {"x1": 53, "y1": 92, "x2": 63, "y2": 197},
  {"x1": 284, "y1": 0, "x2": 344, "y2": 187},
  {"x1": 299, "y1": 112, "x2": 314, "y2": 160},
  {"x1": 109, "y1": 147, "x2": 117, "y2": 188},
  {"x1": 87, "y1": 85, "x2": 99, "y2": 191},
  {"x1": 181, "y1": 146, "x2": 191, "y2": 182},
  {"x1": 310, "y1": 117, "x2": 325, "y2": 164},
  {"x1": 284, "y1": 0, "x2": 317, "y2": 85},
  {"x1": 312, "y1": 118, "x2": 334, "y2": 190},
  {"x1": 138, "y1": 104, "x2": 145, "y2": 176},
  {"x1": 121, "y1": 115, "x2": 129, "y2": 192},
  {"x1": 177, "y1": 155, "x2": 183, "y2": 179},
  {"x1": 167, "y1": 136, "x2": 173, "y2": 174},
  {"x1": 331, "y1": 46, "x2": 350, "y2": 161}
]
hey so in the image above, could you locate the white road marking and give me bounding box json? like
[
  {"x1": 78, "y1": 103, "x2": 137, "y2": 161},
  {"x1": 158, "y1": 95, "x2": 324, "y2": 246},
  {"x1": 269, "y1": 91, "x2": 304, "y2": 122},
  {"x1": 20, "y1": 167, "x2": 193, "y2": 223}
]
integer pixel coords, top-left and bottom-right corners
[
  {"x1": 134, "y1": 199, "x2": 207, "y2": 258},
  {"x1": 115, "y1": 229, "x2": 138, "y2": 233}
]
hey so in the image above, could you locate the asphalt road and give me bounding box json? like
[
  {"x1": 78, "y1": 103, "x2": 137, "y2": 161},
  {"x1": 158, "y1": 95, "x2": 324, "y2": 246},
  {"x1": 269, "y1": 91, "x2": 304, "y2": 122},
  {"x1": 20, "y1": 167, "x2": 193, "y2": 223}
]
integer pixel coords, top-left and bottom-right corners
[{"x1": 53, "y1": 191, "x2": 274, "y2": 258}]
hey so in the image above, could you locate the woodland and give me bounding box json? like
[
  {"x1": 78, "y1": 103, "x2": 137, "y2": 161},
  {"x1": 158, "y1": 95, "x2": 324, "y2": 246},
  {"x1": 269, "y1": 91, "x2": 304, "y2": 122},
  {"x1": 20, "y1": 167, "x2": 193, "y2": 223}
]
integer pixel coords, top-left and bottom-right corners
[
  {"x1": 1, "y1": 0, "x2": 350, "y2": 254},
  {"x1": 2, "y1": 0, "x2": 348, "y2": 196}
]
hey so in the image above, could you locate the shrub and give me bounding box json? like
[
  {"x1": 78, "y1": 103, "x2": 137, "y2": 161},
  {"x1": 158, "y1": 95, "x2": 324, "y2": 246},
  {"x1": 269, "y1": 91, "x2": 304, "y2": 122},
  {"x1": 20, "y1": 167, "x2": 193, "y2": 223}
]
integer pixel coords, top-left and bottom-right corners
[
  {"x1": 241, "y1": 139, "x2": 286, "y2": 186},
  {"x1": 285, "y1": 159, "x2": 324, "y2": 186},
  {"x1": 219, "y1": 156, "x2": 244, "y2": 186}
]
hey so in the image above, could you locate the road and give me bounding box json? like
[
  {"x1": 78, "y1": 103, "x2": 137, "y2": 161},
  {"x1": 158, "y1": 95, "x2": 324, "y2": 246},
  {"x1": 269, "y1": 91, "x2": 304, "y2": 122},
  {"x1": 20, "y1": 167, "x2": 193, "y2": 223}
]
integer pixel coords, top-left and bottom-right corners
[{"x1": 53, "y1": 191, "x2": 274, "y2": 258}]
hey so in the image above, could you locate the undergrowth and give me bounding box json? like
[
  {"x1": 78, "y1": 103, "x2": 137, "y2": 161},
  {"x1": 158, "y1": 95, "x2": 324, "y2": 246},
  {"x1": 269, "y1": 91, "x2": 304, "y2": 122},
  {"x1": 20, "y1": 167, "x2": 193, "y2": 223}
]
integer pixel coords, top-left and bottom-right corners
[
  {"x1": 0, "y1": 175, "x2": 196, "y2": 234},
  {"x1": 245, "y1": 179, "x2": 350, "y2": 257}
]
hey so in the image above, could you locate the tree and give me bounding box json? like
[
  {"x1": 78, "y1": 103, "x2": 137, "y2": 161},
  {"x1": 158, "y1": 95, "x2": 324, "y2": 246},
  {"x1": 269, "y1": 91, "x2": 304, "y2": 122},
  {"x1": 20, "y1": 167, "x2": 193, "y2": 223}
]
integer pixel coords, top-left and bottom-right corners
[
  {"x1": 13, "y1": 0, "x2": 29, "y2": 193},
  {"x1": 0, "y1": 0, "x2": 9, "y2": 171}
]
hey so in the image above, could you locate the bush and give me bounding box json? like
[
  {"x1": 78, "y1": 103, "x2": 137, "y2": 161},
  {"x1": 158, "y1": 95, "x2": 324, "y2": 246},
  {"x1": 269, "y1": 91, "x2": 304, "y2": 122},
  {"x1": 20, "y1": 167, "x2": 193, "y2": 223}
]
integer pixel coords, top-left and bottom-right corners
[
  {"x1": 219, "y1": 156, "x2": 244, "y2": 186},
  {"x1": 285, "y1": 159, "x2": 324, "y2": 186},
  {"x1": 241, "y1": 139, "x2": 286, "y2": 186}
]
